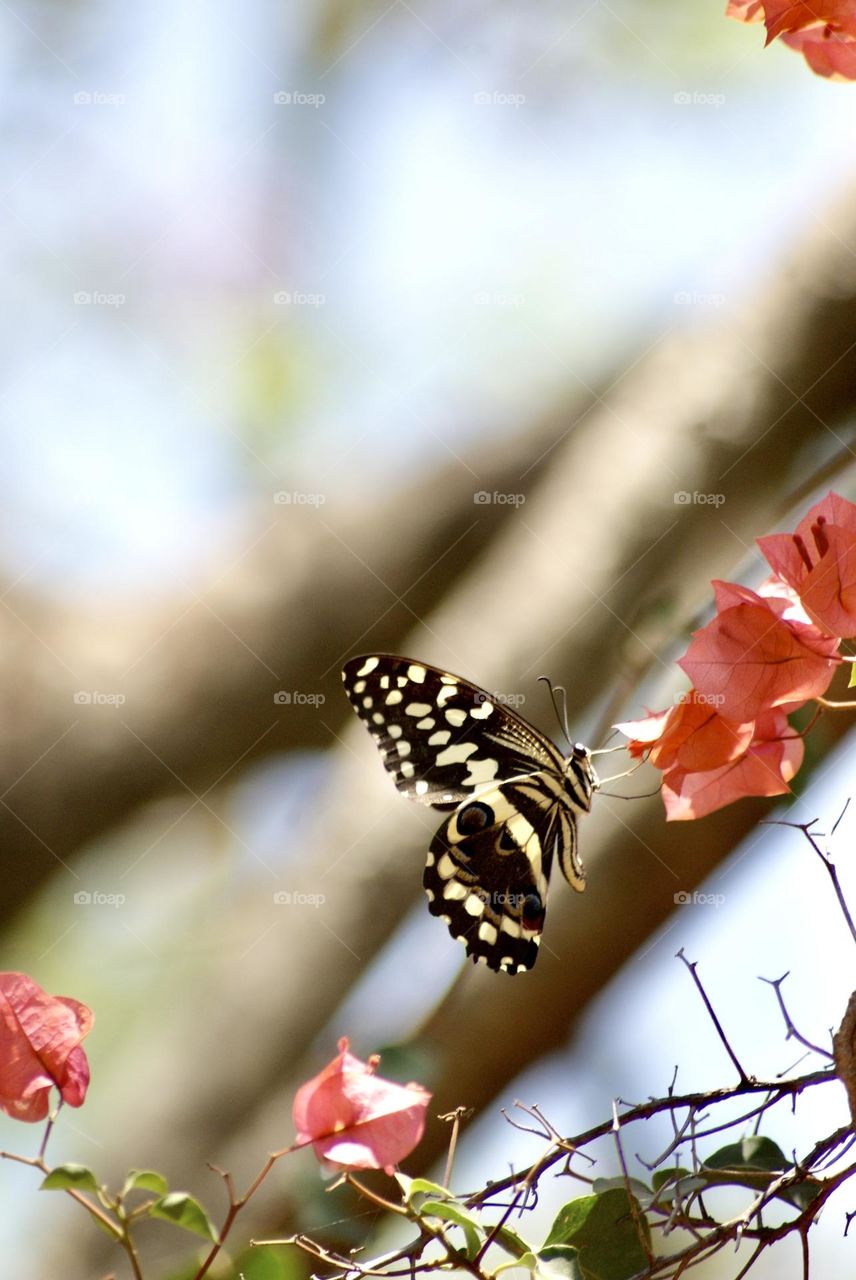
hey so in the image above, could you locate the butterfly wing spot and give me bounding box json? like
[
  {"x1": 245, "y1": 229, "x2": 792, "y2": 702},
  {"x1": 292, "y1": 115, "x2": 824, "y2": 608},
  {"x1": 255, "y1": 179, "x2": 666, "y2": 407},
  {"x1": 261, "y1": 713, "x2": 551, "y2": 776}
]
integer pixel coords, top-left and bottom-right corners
[
  {"x1": 362, "y1": 696, "x2": 373, "y2": 708},
  {"x1": 386, "y1": 690, "x2": 403, "y2": 705},
  {"x1": 396, "y1": 740, "x2": 411, "y2": 757},
  {"x1": 388, "y1": 724, "x2": 402, "y2": 739},
  {"x1": 355, "y1": 657, "x2": 380, "y2": 677},
  {"x1": 353, "y1": 680, "x2": 366, "y2": 694},
  {"x1": 436, "y1": 742, "x2": 477, "y2": 768},
  {"x1": 436, "y1": 685, "x2": 457, "y2": 707},
  {"x1": 371, "y1": 713, "x2": 384, "y2": 725},
  {"x1": 400, "y1": 761, "x2": 415, "y2": 777},
  {"x1": 405, "y1": 702, "x2": 432, "y2": 717},
  {"x1": 416, "y1": 716, "x2": 436, "y2": 730},
  {"x1": 456, "y1": 801, "x2": 494, "y2": 834},
  {"x1": 470, "y1": 701, "x2": 494, "y2": 719},
  {"x1": 407, "y1": 664, "x2": 427, "y2": 682},
  {"x1": 415, "y1": 780, "x2": 429, "y2": 796},
  {"x1": 429, "y1": 730, "x2": 451, "y2": 746},
  {"x1": 478, "y1": 920, "x2": 497, "y2": 944}
]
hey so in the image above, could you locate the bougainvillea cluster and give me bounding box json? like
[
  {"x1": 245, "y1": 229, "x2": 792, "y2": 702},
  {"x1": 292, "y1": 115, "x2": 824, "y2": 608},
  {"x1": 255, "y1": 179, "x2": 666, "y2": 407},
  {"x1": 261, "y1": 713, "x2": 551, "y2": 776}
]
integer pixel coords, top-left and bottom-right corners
[
  {"x1": 618, "y1": 491, "x2": 855, "y2": 820},
  {"x1": 728, "y1": 0, "x2": 856, "y2": 80}
]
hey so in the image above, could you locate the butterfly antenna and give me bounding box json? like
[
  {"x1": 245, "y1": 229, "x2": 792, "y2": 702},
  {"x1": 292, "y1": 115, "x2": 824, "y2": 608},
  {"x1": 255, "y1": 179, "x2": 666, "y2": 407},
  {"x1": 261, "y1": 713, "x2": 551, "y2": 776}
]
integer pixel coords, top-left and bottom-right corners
[{"x1": 538, "y1": 676, "x2": 572, "y2": 751}]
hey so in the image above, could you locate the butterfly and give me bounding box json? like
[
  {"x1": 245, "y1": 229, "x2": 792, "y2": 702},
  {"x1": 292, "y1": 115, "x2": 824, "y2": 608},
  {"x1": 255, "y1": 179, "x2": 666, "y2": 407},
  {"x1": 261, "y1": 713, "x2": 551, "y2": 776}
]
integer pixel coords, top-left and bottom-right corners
[{"x1": 341, "y1": 655, "x2": 598, "y2": 975}]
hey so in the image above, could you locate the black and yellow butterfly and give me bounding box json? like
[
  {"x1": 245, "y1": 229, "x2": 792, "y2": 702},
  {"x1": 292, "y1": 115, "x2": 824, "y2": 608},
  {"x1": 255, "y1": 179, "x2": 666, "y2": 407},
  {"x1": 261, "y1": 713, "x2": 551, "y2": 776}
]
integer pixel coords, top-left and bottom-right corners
[{"x1": 342, "y1": 655, "x2": 598, "y2": 975}]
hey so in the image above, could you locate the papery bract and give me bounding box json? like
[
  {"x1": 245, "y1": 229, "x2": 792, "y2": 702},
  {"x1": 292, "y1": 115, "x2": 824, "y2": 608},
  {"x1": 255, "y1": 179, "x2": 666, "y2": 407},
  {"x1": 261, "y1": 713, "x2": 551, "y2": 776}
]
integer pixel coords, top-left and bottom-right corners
[
  {"x1": 760, "y1": 493, "x2": 856, "y2": 636},
  {"x1": 727, "y1": 0, "x2": 856, "y2": 77},
  {"x1": 0, "y1": 973, "x2": 93, "y2": 1122},
  {"x1": 679, "y1": 582, "x2": 838, "y2": 722},
  {"x1": 616, "y1": 692, "x2": 754, "y2": 773},
  {"x1": 662, "y1": 709, "x2": 804, "y2": 820},
  {"x1": 293, "y1": 1037, "x2": 431, "y2": 1175}
]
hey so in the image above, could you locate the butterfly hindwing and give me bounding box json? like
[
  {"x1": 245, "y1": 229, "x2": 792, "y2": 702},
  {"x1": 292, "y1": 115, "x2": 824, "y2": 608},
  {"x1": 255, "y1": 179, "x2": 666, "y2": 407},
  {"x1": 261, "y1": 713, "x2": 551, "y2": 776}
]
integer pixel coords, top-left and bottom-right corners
[
  {"x1": 424, "y1": 778, "x2": 574, "y2": 973},
  {"x1": 342, "y1": 654, "x2": 562, "y2": 808}
]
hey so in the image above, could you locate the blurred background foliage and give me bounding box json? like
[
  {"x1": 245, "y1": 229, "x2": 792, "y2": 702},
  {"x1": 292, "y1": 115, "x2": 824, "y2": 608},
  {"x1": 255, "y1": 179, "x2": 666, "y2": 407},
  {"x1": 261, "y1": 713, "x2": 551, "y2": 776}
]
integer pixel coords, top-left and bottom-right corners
[{"x1": 3, "y1": 0, "x2": 856, "y2": 1276}]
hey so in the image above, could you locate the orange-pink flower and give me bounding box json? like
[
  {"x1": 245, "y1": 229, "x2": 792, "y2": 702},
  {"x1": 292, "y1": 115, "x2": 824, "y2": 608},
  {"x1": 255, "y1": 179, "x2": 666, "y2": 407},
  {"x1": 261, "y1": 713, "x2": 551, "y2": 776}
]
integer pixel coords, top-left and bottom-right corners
[
  {"x1": 727, "y1": 0, "x2": 856, "y2": 79},
  {"x1": 0, "y1": 973, "x2": 93, "y2": 1122},
  {"x1": 293, "y1": 1038, "x2": 431, "y2": 1175}
]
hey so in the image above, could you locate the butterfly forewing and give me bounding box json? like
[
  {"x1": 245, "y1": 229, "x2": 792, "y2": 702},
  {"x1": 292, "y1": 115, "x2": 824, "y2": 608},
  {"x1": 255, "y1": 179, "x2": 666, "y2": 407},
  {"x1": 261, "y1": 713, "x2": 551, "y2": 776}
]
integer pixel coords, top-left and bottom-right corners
[
  {"x1": 342, "y1": 654, "x2": 562, "y2": 808},
  {"x1": 342, "y1": 654, "x2": 596, "y2": 974}
]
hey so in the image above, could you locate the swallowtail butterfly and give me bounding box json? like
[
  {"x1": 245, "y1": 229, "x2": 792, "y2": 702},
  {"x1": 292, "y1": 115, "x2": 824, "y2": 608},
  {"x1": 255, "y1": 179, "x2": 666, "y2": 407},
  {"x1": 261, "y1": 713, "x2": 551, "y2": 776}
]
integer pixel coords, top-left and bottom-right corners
[{"x1": 342, "y1": 655, "x2": 598, "y2": 974}]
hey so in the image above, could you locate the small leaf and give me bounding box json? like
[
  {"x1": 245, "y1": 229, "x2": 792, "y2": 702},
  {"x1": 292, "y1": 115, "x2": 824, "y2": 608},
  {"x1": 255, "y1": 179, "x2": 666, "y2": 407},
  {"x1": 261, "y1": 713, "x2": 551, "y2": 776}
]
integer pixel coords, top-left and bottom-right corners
[
  {"x1": 232, "y1": 1246, "x2": 293, "y2": 1280},
  {"x1": 418, "y1": 1199, "x2": 482, "y2": 1259},
  {"x1": 651, "y1": 1167, "x2": 690, "y2": 1193},
  {"x1": 150, "y1": 1192, "x2": 218, "y2": 1241},
  {"x1": 122, "y1": 1168, "x2": 169, "y2": 1198},
  {"x1": 518, "y1": 1245, "x2": 583, "y2": 1280},
  {"x1": 400, "y1": 1175, "x2": 452, "y2": 1204},
  {"x1": 706, "y1": 1136, "x2": 788, "y2": 1173},
  {"x1": 849, "y1": 662, "x2": 856, "y2": 688},
  {"x1": 592, "y1": 1176, "x2": 652, "y2": 1207},
  {"x1": 545, "y1": 1188, "x2": 649, "y2": 1280},
  {"x1": 41, "y1": 1164, "x2": 99, "y2": 1192},
  {"x1": 493, "y1": 1224, "x2": 530, "y2": 1258}
]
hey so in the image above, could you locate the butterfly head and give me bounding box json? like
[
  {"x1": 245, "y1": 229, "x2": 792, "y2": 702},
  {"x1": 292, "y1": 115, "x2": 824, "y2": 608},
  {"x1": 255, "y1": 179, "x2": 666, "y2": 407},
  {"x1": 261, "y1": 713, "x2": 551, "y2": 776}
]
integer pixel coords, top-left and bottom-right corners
[{"x1": 563, "y1": 741, "x2": 599, "y2": 811}]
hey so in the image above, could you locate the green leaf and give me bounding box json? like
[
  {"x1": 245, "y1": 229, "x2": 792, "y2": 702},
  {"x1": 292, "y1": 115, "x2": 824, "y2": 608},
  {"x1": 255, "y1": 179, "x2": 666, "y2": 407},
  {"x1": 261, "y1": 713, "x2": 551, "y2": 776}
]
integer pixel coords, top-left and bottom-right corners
[
  {"x1": 399, "y1": 1175, "x2": 452, "y2": 1204},
  {"x1": 231, "y1": 1246, "x2": 293, "y2": 1280},
  {"x1": 518, "y1": 1246, "x2": 583, "y2": 1280},
  {"x1": 419, "y1": 1199, "x2": 483, "y2": 1259},
  {"x1": 493, "y1": 1224, "x2": 530, "y2": 1258},
  {"x1": 591, "y1": 1177, "x2": 652, "y2": 1207},
  {"x1": 848, "y1": 662, "x2": 856, "y2": 688},
  {"x1": 702, "y1": 1138, "x2": 822, "y2": 1211},
  {"x1": 649, "y1": 1168, "x2": 706, "y2": 1205},
  {"x1": 40, "y1": 1164, "x2": 99, "y2": 1192},
  {"x1": 149, "y1": 1192, "x2": 218, "y2": 1241},
  {"x1": 122, "y1": 1168, "x2": 169, "y2": 1198},
  {"x1": 705, "y1": 1136, "x2": 789, "y2": 1173},
  {"x1": 544, "y1": 1188, "x2": 649, "y2": 1280}
]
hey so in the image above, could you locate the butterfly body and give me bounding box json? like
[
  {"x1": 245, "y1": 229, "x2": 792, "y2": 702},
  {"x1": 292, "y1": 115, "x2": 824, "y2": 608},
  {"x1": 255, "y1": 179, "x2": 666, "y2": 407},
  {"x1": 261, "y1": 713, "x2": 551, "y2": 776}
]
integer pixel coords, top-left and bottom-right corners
[{"x1": 342, "y1": 654, "x2": 597, "y2": 974}]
